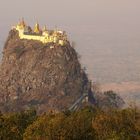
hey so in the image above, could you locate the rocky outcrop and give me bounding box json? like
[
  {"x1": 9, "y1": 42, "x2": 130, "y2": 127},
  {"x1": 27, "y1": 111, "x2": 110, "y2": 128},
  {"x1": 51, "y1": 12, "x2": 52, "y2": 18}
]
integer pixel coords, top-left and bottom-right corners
[{"x1": 0, "y1": 30, "x2": 92, "y2": 113}]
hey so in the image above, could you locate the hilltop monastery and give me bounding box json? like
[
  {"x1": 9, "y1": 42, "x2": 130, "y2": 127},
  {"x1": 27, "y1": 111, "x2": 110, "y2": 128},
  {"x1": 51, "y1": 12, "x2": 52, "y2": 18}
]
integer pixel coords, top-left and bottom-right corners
[{"x1": 12, "y1": 19, "x2": 68, "y2": 46}]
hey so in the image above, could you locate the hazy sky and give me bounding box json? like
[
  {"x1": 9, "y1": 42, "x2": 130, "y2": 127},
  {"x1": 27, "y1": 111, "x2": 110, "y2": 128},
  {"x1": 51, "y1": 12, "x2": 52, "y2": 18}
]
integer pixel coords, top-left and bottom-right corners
[
  {"x1": 0, "y1": 0, "x2": 140, "y2": 30},
  {"x1": 0, "y1": 0, "x2": 140, "y2": 84},
  {"x1": 0, "y1": 0, "x2": 140, "y2": 42}
]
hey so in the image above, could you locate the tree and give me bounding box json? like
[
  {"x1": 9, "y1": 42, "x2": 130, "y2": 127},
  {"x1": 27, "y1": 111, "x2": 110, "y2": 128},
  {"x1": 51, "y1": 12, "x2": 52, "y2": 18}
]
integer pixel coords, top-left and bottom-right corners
[
  {"x1": 0, "y1": 109, "x2": 37, "y2": 140},
  {"x1": 92, "y1": 107, "x2": 140, "y2": 140},
  {"x1": 23, "y1": 112, "x2": 66, "y2": 140}
]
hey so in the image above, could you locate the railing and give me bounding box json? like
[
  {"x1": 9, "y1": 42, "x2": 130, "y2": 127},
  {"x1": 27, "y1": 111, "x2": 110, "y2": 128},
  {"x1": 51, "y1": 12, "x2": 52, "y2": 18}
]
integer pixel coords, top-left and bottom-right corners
[{"x1": 69, "y1": 93, "x2": 88, "y2": 111}]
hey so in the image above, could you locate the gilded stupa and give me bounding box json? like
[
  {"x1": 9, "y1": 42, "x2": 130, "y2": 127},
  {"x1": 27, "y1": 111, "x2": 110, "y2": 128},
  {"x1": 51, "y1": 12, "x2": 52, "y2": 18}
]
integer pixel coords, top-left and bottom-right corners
[{"x1": 12, "y1": 19, "x2": 68, "y2": 46}]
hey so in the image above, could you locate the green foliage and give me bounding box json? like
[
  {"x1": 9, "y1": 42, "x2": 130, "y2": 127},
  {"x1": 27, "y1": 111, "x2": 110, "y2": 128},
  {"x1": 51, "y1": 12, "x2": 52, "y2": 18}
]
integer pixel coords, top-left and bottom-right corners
[
  {"x1": 0, "y1": 106, "x2": 140, "y2": 140},
  {"x1": 23, "y1": 113, "x2": 65, "y2": 140},
  {"x1": 0, "y1": 109, "x2": 37, "y2": 140},
  {"x1": 23, "y1": 107, "x2": 95, "y2": 140},
  {"x1": 62, "y1": 107, "x2": 95, "y2": 140},
  {"x1": 92, "y1": 107, "x2": 140, "y2": 140}
]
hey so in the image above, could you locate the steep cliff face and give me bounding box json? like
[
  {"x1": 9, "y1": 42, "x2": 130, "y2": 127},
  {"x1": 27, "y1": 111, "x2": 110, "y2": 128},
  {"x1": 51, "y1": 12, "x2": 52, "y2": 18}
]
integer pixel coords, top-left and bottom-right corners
[{"x1": 0, "y1": 30, "x2": 92, "y2": 113}]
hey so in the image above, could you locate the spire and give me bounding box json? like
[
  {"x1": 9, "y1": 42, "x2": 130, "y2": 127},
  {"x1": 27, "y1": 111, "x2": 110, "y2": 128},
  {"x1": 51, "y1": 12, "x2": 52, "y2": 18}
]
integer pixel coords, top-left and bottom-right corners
[
  {"x1": 43, "y1": 25, "x2": 47, "y2": 31},
  {"x1": 16, "y1": 18, "x2": 26, "y2": 29},
  {"x1": 55, "y1": 25, "x2": 58, "y2": 31},
  {"x1": 18, "y1": 17, "x2": 26, "y2": 28},
  {"x1": 34, "y1": 22, "x2": 40, "y2": 33},
  {"x1": 21, "y1": 17, "x2": 26, "y2": 27}
]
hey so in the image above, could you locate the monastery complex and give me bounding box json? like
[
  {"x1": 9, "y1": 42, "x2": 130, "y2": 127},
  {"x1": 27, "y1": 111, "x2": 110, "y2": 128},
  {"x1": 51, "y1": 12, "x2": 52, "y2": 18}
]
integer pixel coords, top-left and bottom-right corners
[{"x1": 12, "y1": 19, "x2": 68, "y2": 46}]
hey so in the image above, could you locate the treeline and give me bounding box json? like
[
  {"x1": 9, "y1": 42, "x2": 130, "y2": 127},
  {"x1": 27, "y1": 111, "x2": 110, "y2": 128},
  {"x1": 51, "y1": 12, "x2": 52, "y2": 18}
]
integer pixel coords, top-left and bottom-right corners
[{"x1": 0, "y1": 106, "x2": 140, "y2": 140}]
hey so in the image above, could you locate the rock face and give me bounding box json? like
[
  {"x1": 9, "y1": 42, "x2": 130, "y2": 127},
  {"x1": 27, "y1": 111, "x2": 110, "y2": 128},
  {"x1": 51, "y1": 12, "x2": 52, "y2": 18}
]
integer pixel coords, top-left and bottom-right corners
[{"x1": 0, "y1": 30, "x2": 92, "y2": 113}]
